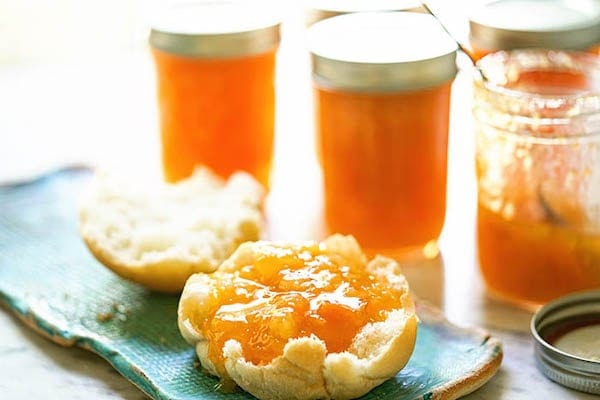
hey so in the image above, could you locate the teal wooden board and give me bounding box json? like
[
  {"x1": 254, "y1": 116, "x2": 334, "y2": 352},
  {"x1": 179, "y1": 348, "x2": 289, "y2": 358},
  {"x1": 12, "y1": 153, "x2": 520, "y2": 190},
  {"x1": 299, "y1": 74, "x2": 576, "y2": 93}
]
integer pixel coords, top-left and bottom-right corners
[{"x1": 0, "y1": 168, "x2": 502, "y2": 400}]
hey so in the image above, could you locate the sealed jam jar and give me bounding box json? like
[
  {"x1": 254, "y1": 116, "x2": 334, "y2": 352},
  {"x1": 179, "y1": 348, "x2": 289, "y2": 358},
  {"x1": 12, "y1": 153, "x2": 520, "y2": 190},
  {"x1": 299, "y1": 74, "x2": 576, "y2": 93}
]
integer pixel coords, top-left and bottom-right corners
[
  {"x1": 469, "y1": 0, "x2": 600, "y2": 61},
  {"x1": 474, "y1": 49, "x2": 600, "y2": 308},
  {"x1": 308, "y1": 12, "x2": 457, "y2": 257},
  {"x1": 150, "y1": 1, "x2": 280, "y2": 186}
]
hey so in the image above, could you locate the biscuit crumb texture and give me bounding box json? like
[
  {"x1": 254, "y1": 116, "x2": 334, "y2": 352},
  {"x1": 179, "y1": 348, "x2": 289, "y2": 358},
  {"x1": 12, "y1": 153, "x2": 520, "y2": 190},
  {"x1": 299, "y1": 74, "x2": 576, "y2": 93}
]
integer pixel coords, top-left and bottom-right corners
[
  {"x1": 79, "y1": 168, "x2": 264, "y2": 292},
  {"x1": 179, "y1": 235, "x2": 418, "y2": 400}
]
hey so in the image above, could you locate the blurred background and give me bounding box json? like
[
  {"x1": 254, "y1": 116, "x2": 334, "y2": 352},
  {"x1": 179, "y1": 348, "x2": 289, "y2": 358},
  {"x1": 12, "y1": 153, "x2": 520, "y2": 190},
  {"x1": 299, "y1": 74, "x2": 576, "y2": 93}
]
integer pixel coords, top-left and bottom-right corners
[
  {"x1": 0, "y1": 0, "x2": 476, "y2": 182},
  {"x1": 0, "y1": 0, "x2": 160, "y2": 182},
  {"x1": 0, "y1": 0, "x2": 481, "y2": 249}
]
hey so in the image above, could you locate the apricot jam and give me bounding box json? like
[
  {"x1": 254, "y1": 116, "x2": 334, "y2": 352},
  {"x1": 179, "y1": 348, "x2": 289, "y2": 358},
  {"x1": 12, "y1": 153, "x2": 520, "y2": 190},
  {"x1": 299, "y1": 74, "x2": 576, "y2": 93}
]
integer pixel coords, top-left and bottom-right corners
[
  {"x1": 316, "y1": 83, "x2": 452, "y2": 251},
  {"x1": 154, "y1": 49, "x2": 276, "y2": 186},
  {"x1": 187, "y1": 243, "x2": 403, "y2": 372},
  {"x1": 504, "y1": 70, "x2": 589, "y2": 95},
  {"x1": 478, "y1": 204, "x2": 600, "y2": 306}
]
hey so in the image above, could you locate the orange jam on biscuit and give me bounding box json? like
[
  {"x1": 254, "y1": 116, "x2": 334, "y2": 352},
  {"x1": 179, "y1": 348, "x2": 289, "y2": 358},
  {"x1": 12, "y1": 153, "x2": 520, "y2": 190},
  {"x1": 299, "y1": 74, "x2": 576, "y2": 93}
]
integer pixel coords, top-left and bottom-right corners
[{"x1": 182, "y1": 242, "x2": 404, "y2": 373}]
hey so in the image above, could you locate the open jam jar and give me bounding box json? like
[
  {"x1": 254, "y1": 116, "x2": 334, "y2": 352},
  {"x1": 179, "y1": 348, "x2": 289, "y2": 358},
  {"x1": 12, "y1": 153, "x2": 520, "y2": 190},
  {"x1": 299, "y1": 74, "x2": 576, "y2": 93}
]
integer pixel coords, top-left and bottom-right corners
[{"x1": 474, "y1": 49, "x2": 600, "y2": 308}]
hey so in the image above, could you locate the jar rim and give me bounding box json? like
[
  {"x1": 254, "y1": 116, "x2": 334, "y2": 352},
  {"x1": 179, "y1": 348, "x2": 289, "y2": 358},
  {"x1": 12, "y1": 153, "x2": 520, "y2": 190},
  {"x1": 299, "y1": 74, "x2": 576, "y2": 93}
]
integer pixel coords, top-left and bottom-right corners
[
  {"x1": 474, "y1": 49, "x2": 600, "y2": 140},
  {"x1": 477, "y1": 49, "x2": 600, "y2": 99}
]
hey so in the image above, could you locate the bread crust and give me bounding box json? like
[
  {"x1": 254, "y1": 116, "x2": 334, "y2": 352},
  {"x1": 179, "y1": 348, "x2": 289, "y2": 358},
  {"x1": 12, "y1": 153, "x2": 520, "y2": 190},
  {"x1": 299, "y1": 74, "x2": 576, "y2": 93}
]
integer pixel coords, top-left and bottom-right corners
[
  {"x1": 178, "y1": 235, "x2": 418, "y2": 399},
  {"x1": 79, "y1": 168, "x2": 263, "y2": 293}
]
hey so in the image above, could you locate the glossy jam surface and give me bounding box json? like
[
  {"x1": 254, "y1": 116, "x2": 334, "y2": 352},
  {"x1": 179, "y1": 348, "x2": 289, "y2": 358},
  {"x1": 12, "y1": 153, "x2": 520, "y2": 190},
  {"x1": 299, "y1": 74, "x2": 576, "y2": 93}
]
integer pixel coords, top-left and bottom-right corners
[
  {"x1": 153, "y1": 49, "x2": 276, "y2": 187},
  {"x1": 315, "y1": 83, "x2": 452, "y2": 252},
  {"x1": 188, "y1": 243, "x2": 403, "y2": 373}
]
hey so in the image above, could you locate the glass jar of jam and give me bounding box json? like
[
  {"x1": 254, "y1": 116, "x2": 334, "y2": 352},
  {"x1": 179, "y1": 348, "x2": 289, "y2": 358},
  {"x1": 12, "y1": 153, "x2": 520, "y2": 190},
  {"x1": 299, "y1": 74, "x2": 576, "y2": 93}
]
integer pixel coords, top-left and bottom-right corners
[
  {"x1": 474, "y1": 49, "x2": 600, "y2": 309},
  {"x1": 469, "y1": 0, "x2": 600, "y2": 61},
  {"x1": 306, "y1": 0, "x2": 424, "y2": 25},
  {"x1": 308, "y1": 12, "x2": 457, "y2": 257},
  {"x1": 150, "y1": 1, "x2": 280, "y2": 186}
]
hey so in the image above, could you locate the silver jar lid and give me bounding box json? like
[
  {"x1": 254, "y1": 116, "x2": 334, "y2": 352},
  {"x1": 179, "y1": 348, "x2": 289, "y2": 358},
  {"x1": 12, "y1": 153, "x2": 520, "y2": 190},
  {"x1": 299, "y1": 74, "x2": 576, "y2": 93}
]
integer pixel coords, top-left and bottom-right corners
[
  {"x1": 149, "y1": 0, "x2": 281, "y2": 58},
  {"x1": 531, "y1": 290, "x2": 600, "y2": 394},
  {"x1": 469, "y1": 0, "x2": 600, "y2": 52},
  {"x1": 307, "y1": 12, "x2": 458, "y2": 92},
  {"x1": 306, "y1": 0, "x2": 425, "y2": 26}
]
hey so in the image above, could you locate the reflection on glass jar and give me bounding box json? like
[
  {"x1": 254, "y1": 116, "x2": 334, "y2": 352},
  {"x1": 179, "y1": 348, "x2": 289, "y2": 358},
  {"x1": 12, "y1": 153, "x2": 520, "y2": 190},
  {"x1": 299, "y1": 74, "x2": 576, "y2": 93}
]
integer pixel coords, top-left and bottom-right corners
[
  {"x1": 474, "y1": 49, "x2": 600, "y2": 309},
  {"x1": 468, "y1": 0, "x2": 600, "y2": 61},
  {"x1": 150, "y1": 1, "x2": 280, "y2": 187},
  {"x1": 308, "y1": 12, "x2": 457, "y2": 257}
]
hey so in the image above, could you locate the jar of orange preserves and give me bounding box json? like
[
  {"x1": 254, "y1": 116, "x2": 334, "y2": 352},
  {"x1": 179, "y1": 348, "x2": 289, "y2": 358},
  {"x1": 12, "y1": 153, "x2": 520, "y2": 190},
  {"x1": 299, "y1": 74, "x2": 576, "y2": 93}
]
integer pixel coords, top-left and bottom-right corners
[
  {"x1": 474, "y1": 49, "x2": 600, "y2": 309},
  {"x1": 150, "y1": 1, "x2": 280, "y2": 186},
  {"x1": 308, "y1": 12, "x2": 458, "y2": 257},
  {"x1": 468, "y1": 0, "x2": 600, "y2": 61}
]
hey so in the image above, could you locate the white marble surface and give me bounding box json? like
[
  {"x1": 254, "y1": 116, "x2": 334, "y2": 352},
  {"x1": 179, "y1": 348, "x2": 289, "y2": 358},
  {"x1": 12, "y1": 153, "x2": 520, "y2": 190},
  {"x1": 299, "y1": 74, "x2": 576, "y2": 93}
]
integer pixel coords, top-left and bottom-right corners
[{"x1": 0, "y1": 3, "x2": 597, "y2": 399}]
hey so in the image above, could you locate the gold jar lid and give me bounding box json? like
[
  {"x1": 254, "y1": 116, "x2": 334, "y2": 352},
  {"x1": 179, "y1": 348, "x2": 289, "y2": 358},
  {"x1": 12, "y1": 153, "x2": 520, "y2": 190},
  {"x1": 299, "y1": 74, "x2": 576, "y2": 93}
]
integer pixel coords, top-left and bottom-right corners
[
  {"x1": 469, "y1": 0, "x2": 600, "y2": 52},
  {"x1": 149, "y1": 0, "x2": 281, "y2": 58},
  {"x1": 306, "y1": 0, "x2": 425, "y2": 26},
  {"x1": 307, "y1": 12, "x2": 458, "y2": 92}
]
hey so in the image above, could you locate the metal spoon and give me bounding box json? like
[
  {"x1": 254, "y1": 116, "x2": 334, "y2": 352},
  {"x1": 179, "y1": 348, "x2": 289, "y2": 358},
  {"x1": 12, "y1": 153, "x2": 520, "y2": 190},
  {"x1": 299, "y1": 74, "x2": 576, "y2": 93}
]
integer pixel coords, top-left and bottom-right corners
[{"x1": 420, "y1": 1, "x2": 488, "y2": 81}]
